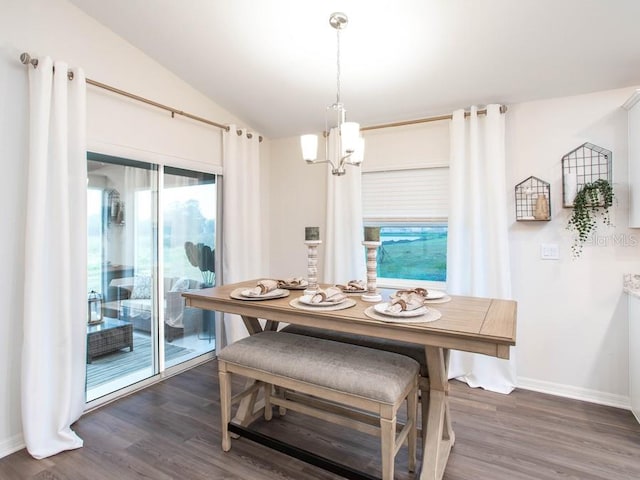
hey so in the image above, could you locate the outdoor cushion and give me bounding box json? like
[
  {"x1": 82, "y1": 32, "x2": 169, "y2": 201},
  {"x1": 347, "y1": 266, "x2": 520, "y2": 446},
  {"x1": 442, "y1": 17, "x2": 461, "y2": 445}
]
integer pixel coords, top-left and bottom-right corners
[{"x1": 130, "y1": 276, "x2": 152, "y2": 299}]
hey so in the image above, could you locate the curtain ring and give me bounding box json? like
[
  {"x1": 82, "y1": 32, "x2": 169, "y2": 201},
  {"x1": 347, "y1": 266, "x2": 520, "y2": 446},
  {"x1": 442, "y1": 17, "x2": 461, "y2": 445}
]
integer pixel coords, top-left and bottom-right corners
[
  {"x1": 236, "y1": 129, "x2": 242, "y2": 136},
  {"x1": 67, "y1": 70, "x2": 74, "y2": 81}
]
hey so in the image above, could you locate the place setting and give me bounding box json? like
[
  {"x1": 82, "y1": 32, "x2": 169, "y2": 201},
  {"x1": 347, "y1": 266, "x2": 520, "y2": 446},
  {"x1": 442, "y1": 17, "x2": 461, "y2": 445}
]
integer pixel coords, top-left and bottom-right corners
[
  {"x1": 364, "y1": 288, "x2": 443, "y2": 324},
  {"x1": 230, "y1": 279, "x2": 290, "y2": 301},
  {"x1": 393, "y1": 287, "x2": 452, "y2": 304},
  {"x1": 290, "y1": 286, "x2": 357, "y2": 312},
  {"x1": 277, "y1": 277, "x2": 308, "y2": 290},
  {"x1": 335, "y1": 279, "x2": 366, "y2": 294}
]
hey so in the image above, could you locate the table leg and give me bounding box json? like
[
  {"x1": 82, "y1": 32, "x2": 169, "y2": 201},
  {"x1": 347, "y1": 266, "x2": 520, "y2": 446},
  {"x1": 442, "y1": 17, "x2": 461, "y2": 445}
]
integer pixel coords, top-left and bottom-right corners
[
  {"x1": 232, "y1": 315, "x2": 279, "y2": 425},
  {"x1": 420, "y1": 347, "x2": 455, "y2": 480},
  {"x1": 241, "y1": 315, "x2": 263, "y2": 335}
]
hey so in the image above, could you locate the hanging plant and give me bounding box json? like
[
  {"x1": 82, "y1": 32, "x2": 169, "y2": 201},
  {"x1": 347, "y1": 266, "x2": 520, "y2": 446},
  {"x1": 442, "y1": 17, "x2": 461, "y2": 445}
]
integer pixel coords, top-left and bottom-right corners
[{"x1": 567, "y1": 179, "x2": 614, "y2": 257}]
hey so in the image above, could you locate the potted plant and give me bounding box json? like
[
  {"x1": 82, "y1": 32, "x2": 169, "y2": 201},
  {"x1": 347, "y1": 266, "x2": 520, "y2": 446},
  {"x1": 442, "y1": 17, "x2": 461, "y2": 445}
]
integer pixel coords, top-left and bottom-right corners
[
  {"x1": 184, "y1": 241, "x2": 215, "y2": 287},
  {"x1": 567, "y1": 178, "x2": 614, "y2": 257}
]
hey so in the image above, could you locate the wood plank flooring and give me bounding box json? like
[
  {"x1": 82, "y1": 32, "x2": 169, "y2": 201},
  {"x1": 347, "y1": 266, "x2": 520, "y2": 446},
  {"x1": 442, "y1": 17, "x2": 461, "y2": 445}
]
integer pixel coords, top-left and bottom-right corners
[{"x1": 2, "y1": 359, "x2": 640, "y2": 480}]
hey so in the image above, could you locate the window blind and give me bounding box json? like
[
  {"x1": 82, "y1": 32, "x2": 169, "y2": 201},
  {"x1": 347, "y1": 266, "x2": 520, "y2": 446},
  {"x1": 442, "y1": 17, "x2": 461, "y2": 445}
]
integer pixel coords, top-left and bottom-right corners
[{"x1": 362, "y1": 167, "x2": 449, "y2": 220}]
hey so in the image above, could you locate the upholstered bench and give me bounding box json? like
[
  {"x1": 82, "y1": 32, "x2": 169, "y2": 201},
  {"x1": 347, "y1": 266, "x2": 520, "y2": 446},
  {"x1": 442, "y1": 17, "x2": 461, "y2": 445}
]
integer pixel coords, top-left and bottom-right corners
[
  {"x1": 281, "y1": 324, "x2": 431, "y2": 433},
  {"x1": 217, "y1": 331, "x2": 419, "y2": 480}
]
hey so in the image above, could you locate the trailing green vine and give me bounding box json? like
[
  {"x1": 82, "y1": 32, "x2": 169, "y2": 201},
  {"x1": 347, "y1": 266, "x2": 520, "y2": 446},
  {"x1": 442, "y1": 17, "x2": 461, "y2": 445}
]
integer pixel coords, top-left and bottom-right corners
[{"x1": 567, "y1": 179, "x2": 614, "y2": 257}]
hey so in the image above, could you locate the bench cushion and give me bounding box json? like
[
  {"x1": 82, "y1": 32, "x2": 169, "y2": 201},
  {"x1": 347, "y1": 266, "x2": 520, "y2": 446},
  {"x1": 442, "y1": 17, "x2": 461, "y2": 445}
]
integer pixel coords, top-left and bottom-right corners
[
  {"x1": 218, "y1": 331, "x2": 419, "y2": 405},
  {"x1": 281, "y1": 324, "x2": 429, "y2": 377}
]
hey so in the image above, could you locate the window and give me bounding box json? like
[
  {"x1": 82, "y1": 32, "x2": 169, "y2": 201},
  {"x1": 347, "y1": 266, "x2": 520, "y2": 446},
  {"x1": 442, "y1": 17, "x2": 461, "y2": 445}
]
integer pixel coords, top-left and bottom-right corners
[{"x1": 362, "y1": 167, "x2": 448, "y2": 285}]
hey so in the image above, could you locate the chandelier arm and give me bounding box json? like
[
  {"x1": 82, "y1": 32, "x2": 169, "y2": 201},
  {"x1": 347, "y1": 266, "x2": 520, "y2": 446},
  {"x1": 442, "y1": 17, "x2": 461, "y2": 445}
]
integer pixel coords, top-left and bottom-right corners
[{"x1": 309, "y1": 158, "x2": 338, "y2": 170}]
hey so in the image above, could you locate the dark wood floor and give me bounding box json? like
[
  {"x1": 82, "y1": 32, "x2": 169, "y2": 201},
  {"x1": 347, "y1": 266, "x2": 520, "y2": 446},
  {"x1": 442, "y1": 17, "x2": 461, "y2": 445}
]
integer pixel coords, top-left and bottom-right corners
[{"x1": 2, "y1": 360, "x2": 640, "y2": 480}]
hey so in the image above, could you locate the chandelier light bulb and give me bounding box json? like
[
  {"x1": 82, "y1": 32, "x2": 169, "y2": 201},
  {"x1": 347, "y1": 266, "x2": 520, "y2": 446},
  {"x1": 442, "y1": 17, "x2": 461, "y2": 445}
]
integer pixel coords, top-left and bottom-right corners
[{"x1": 301, "y1": 134, "x2": 319, "y2": 162}]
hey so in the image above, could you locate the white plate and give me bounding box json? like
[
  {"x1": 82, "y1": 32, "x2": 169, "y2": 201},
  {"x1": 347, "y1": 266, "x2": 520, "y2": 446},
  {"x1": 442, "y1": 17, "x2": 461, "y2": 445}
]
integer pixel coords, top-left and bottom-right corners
[
  {"x1": 230, "y1": 288, "x2": 290, "y2": 301},
  {"x1": 290, "y1": 298, "x2": 356, "y2": 312},
  {"x1": 425, "y1": 289, "x2": 447, "y2": 300},
  {"x1": 391, "y1": 289, "x2": 447, "y2": 300},
  {"x1": 298, "y1": 294, "x2": 347, "y2": 307},
  {"x1": 374, "y1": 302, "x2": 428, "y2": 318},
  {"x1": 365, "y1": 306, "x2": 442, "y2": 324},
  {"x1": 241, "y1": 288, "x2": 287, "y2": 299}
]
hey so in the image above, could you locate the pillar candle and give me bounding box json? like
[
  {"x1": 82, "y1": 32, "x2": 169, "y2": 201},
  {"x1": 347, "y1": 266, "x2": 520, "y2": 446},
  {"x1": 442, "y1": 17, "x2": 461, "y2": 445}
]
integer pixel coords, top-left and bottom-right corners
[
  {"x1": 364, "y1": 226, "x2": 380, "y2": 242},
  {"x1": 305, "y1": 226, "x2": 319, "y2": 241}
]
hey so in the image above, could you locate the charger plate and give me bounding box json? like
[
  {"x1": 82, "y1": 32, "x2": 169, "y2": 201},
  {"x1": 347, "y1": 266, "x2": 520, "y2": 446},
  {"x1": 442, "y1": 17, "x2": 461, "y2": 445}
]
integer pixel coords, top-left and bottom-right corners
[
  {"x1": 374, "y1": 302, "x2": 427, "y2": 318},
  {"x1": 289, "y1": 298, "x2": 356, "y2": 312},
  {"x1": 230, "y1": 288, "x2": 290, "y2": 301},
  {"x1": 423, "y1": 295, "x2": 452, "y2": 304},
  {"x1": 364, "y1": 306, "x2": 442, "y2": 324}
]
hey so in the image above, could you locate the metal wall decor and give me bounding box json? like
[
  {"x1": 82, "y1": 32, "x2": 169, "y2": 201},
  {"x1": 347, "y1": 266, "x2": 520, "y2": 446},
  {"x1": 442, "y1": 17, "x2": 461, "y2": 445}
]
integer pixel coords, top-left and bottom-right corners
[
  {"x1": 562, "y1": 142, "x2": 612, "y2": 207},
  {"x1": 515, "y1": 176, "x2": 551, "y2": 221}
]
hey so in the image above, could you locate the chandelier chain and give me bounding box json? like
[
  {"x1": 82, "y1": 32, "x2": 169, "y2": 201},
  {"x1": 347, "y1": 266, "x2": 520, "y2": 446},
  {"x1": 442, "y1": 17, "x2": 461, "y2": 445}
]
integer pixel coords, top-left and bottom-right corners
[{"x1": 336, "y1": 26, "x2": 341, "y2": 105}]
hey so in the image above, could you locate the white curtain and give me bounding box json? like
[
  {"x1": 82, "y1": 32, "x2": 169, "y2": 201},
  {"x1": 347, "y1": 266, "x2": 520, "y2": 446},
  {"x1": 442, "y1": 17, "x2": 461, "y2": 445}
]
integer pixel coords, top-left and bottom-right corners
[
  {"x1": 222, "y1": 126, "x2": 261, "y2": 344},
  {"x1": 22, "y1": 57, "x2": 87, "y2": 458},
  {"x1": 323, "y1": 129, "x2": 366, "y2": 284},
  {"x1": 446, "y1": 104, "x2": 516, "y2": 394}
]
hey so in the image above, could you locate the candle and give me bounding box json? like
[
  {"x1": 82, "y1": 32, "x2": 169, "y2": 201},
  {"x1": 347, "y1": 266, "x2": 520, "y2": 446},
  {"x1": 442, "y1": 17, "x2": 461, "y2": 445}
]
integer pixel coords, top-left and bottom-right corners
[
  {"x1": 305, "y1": 226, "x2": 319, "y2": 241},
  {"x1": 564, "y1": 171, "x2": 578, "y2": 207},
  {"x1": 364, "y1": 226, "x2": 380, "y2": 242}
]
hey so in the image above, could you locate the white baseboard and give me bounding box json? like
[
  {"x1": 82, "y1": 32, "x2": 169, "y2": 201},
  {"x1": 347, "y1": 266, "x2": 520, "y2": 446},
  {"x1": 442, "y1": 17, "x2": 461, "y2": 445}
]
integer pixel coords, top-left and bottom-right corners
[
  {"x1": 517, "y1": 376, "x2": 631, "y2": 410},
  {"x1": 0, "y1": 433, "x2": 25, "y2": 459}
]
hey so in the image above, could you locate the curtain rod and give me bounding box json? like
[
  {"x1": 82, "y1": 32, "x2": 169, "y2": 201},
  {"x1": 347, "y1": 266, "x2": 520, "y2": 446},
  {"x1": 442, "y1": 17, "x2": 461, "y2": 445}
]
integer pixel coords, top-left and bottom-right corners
[
  {"x1": 19, "y1": 52, "x2": 263, "y2": 142},
  {"x1": 361, "y1": 105, "x2": 508, "y2": 132}
]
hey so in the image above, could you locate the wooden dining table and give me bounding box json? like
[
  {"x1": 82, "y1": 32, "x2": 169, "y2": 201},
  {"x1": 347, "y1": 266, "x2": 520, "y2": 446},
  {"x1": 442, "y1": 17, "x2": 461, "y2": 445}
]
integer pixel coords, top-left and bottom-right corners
[{"x1": 183, "y1": 280, "x2": 517, "y2": 480}]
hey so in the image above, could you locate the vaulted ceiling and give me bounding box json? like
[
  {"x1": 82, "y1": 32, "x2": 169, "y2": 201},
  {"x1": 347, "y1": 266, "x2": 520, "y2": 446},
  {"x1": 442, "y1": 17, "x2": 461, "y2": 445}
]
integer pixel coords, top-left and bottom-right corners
[{"x1": 69, "y1": 0, "x2": 640, "y2": 138}]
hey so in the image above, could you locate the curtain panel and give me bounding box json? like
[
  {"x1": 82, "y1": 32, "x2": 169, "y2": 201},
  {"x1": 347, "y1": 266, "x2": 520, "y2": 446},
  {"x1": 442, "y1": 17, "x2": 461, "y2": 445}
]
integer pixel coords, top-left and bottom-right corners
[
  {"x1": 222, "y1": 126, "x2": 262, "y2": 345},
  {"x1": 22, "y1": 57, "x2": 87, "y2": 458},
  {"x1": 323, "y1": 128, "x2": 366, "y2": 284},
  {"x1": 446, "y1": 105, "x2": 516, "y2": 394}
]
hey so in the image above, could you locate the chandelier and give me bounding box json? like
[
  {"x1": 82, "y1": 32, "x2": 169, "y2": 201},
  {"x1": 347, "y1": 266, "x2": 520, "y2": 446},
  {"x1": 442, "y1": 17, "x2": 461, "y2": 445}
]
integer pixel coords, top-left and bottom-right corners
[{"x1": 300, "y1": 12, "x2": 364, "y2": 176}]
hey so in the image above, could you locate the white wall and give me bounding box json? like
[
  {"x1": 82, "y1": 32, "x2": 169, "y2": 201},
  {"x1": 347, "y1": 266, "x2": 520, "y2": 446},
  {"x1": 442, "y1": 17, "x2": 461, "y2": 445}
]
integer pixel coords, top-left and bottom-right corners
[
  {"x1": 0, "y1": 0, "x2": 258, "y2": 457},
  {"x1": 267, "y1": 136, "x2": 327, "y2": 280},
  {"x1": 266, "y1": 87, "x2": 640, "y2": 408},
  {"x1": 507, "y1": 87, "x2": 640, "y2": 406}
]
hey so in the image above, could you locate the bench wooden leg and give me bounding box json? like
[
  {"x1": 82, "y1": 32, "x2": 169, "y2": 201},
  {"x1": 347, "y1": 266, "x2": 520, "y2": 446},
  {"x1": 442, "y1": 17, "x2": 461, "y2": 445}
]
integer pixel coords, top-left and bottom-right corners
[
  {"x1": 380, "y1": 414, "x2": 396, "y2": 480},
  {"x1": 219, "y1": 366, "x2": 232, "y2": 452},
  {"x1": 408, "y1": 384, "x2": 418, "y2": 473},
  {"x1": 264, "y1": 383, "x2": 273, "y2": 421}
]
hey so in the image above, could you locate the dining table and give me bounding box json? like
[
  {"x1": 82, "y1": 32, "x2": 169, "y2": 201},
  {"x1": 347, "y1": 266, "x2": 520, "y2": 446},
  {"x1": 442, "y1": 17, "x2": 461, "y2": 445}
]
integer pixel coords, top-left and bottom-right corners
[{"x1": 183, "y1": 279, "x2": 517, "y2": 480}]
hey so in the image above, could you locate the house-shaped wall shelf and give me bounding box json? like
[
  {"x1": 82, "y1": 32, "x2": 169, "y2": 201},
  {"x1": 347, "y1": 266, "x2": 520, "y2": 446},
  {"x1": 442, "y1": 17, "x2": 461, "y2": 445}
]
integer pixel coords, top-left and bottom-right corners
[
  {"x1": 515, "y1": 176, "x2": 551, "y2": 221},
  {"x1": 562, "y1": 142, "x2": 612, "y2": 208}
]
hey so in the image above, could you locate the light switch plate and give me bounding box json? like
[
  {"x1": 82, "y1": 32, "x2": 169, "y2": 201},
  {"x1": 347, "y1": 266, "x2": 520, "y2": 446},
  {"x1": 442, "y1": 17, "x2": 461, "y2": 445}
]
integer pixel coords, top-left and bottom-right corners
[{"x1": 540, "y1": 243, "x2": 559, "y2": 260}]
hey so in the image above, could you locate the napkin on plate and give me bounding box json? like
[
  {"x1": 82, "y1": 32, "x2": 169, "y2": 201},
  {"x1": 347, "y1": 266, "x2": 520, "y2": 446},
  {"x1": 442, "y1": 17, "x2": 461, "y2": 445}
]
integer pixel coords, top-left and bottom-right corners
[
  {"x1": 336, "y1": 280, "x2": 366, "y2": 292},
  {"x1": 386, "y1": 291, "x2": 425, "y2": 314},
  {"x1": 278, "y1": 277, "x2": 308, "y2": 288},
  {"x1": 242, "y1": 279, "x2": 279, "y2": 297},
  {"x1": 310, "y1": 286, "x2": 347, "y2": 304},
  {"x1": 394, "y1": 288, "x2": 429, "y2": 299}
]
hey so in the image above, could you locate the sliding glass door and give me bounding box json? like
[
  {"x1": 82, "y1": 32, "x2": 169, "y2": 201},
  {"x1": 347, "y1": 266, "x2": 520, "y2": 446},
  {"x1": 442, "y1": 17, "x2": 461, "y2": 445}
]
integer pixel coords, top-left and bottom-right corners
[
  {"x1": 86, "y1": 153, "x2": 217, "y2": 402},
  {"x1": 162, "y1": 167, "x2": 217, "y2": 367}
]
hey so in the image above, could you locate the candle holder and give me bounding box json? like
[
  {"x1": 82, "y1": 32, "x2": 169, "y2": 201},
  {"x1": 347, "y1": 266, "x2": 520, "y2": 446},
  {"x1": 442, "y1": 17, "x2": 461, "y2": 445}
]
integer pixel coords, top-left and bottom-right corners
[
  {"x1": 361, "y1": 241, "x2": 382, "y2": 302},
  {"x1": 304, "y1": 240, "x2": 322, "y2": 295}
]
